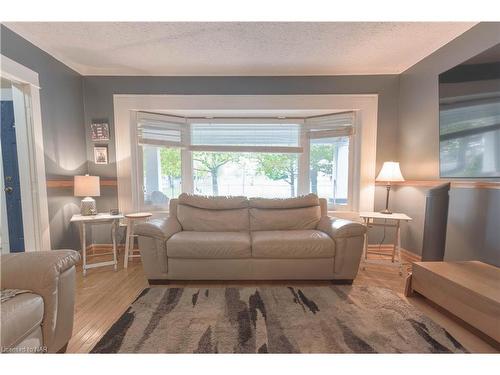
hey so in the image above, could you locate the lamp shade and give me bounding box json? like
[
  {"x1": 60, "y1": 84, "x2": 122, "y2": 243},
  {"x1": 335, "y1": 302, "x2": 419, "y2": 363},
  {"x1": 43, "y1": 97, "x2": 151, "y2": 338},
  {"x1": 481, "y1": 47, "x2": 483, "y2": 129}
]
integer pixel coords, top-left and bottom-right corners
[
  {"x1": 74, "y1": 175, "x2": 100, "y2": 197},
  {"x1": 376, "y1": 162, "x2": 405, "y2": 182}
]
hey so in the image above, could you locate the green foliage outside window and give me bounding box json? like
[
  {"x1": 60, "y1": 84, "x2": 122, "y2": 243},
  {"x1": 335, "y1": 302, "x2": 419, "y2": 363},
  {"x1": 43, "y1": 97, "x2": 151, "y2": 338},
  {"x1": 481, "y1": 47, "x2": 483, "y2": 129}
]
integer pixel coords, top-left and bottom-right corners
[
  {"x1": 193, "y1": 152, "x2": 240, "y2": 195},
  {"x1": 159, "y1": 148, "x2": 181, "y2": 196},
  {"x1": 255, "y1": 154, "x2": 298, "y2": 197}
]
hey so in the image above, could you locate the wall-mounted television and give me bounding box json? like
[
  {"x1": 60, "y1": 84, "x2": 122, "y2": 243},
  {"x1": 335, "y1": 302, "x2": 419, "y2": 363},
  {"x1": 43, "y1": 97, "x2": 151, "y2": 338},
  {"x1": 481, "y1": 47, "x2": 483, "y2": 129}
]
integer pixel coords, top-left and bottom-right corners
[{"x1": 439, "y1": 43, "x2": 500, "y2": 178}]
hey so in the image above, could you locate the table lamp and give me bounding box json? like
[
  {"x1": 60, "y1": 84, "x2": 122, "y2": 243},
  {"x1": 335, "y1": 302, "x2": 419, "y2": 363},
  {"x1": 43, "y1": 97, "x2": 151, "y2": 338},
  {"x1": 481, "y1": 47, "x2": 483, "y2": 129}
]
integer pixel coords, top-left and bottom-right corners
[
  {"x1": 376, "y1": 161, "x2": 404, "y2": 214},
  {"x1": 74, "y1": 174, "x2": 100, "y2": 215}
]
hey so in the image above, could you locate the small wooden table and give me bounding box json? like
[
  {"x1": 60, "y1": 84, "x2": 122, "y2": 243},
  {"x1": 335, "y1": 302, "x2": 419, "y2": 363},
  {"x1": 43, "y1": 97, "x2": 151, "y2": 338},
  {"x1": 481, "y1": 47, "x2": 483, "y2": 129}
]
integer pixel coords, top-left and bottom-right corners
[
  {"x1": 70, "y1": 213, "x2": 124, "y2": 276},
  {"x1": 123, "y1": 212, "x2": 152, "y2": 268},
  {"x1": 359, "y1": 211, "x2": 412, "y2": 275}
]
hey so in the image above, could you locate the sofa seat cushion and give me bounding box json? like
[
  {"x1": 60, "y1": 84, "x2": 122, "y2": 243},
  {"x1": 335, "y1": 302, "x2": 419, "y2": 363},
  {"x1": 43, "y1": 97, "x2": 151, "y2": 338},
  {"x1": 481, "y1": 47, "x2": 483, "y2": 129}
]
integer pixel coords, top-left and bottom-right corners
[
  {"x1": 251, "y1": 230, "x2": 335, "y2": 258},
  {"x1": 1, "y1": 293, "x2": 44, "y2": 349},
  {"x1": 167, "y1": 231, "x2": 252, "y2": 259}
]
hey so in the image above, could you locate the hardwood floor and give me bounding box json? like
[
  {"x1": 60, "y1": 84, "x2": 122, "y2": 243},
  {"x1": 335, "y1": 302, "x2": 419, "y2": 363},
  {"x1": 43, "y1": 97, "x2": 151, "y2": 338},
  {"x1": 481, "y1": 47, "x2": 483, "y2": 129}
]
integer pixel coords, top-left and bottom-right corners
[
  {"x1": 67, "y1": 247, "x2": 498, "y2": 353},
  {"x1": 68, "y1": 251, "x2": 148, "y2": 353}
]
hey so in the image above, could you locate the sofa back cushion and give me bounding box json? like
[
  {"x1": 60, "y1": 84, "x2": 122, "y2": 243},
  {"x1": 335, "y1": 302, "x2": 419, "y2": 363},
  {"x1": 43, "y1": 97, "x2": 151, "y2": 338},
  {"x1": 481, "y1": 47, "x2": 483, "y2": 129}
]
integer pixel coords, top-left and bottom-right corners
[
  {"x1": 176, "y1": 194, "x2": 250, "y2": 232},
  {"x1": 249, "y1": 194, "x2": 319, "y2": 209},
  {"x1": 248, "y1": 195, "x2": 321, "y2": 231},
  {"x1": 178, "y1": 193, "x2": 248, "y2": 210},
  {"x1": 249, "y1": 206, "x2": 321, "y2": 231}
]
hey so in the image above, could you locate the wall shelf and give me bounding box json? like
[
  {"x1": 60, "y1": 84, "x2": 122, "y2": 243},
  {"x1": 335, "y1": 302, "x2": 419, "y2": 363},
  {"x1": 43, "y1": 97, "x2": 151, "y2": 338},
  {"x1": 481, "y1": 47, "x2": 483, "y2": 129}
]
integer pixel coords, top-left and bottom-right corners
[
  {"x1": 46, "y1": 178, "x2": 118, "y2": 188},
  {"x1": 45, "y1": 178, "x2": 499, "y2": 190},
  {"x1": 375, "y1": 180, "x2": 500, "y2": 190}
]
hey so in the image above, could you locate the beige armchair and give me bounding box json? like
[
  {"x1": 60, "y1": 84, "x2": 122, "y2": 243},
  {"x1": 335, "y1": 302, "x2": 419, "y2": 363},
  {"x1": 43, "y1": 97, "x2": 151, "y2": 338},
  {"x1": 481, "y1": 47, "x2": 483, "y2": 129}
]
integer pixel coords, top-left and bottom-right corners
[{"x1": 1, "y1": 250, "x2": 80, "y2": 353}]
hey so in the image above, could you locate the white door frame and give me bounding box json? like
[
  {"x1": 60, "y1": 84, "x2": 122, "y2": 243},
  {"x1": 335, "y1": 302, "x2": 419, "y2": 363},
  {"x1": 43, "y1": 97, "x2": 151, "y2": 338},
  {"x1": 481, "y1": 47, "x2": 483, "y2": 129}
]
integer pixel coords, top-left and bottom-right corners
[
  {"x1": 0, "y1": 54, "x2": 51, "y2": 252},
  {"x1": 113, "y1": 94, "x2": 378, "y2": 215}
]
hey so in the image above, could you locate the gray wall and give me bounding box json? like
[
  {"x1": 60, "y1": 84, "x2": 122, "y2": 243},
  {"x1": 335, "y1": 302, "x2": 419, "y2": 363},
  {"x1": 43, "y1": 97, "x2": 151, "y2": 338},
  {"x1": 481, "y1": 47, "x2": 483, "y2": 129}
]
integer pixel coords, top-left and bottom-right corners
[
  {"x1": 395, "y1": 22, "x2": 500, "y2": 265},
  {"x1": 1, "y1": 25, "x2": 87, "y2": 250},
  {"x1": 83, "y1": 75, "x2": 400, "y2": 244},
  {"x1": 4, "y1": 22, "x2": 499, "y2": 264},
  {"x1": 83, "y1": 75, "x2": 400, "y2": 177}
]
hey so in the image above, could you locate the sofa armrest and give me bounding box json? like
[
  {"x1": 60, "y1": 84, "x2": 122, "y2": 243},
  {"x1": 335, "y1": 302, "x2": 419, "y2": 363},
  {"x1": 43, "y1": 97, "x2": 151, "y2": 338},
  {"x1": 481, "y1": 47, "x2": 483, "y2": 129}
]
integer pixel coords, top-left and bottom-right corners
[
  {"x1": 317, "y1": 216, "x2": 366, "y2": 239},
  {"x1": 317, "y1": 217, "x2": 366, "y2": 280},
  {"x1": 0, "y1": 250, "x2": 80, "y2": 352},
  {"x1": 135, "y1": 217, "x2": 182, "y2": 241},
  {"x1": 135, "y1": 217, "x2": 181, "y2": 278}
]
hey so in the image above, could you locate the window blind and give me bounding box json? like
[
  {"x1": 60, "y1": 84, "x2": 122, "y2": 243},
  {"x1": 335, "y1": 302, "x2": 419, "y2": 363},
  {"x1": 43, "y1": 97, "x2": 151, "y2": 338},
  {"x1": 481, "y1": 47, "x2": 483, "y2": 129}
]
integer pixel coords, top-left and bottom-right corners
[
  {"x1": 136, "y1": 112, "x2": 185, "y2": 147},
  {"x1": 190, "y1": 120, "x2": 302, "y2": 153},
  {"x1": 305, "y1": 112, "x2": 355, "y2": 139}
]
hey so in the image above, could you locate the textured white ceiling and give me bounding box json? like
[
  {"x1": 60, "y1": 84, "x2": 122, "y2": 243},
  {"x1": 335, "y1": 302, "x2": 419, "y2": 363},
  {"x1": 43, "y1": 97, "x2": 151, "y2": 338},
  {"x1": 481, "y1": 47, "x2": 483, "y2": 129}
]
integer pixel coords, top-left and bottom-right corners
[{"x1": 3, "y1": 22, "x2": 476, "y2": 76}]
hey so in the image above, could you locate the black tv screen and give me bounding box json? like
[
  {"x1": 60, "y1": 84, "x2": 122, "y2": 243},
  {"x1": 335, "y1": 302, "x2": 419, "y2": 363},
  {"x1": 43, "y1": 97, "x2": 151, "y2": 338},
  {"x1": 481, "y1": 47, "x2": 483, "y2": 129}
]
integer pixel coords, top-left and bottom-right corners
[{"x1": 439, "y1": 43, "x2": 500, "y2": 178}]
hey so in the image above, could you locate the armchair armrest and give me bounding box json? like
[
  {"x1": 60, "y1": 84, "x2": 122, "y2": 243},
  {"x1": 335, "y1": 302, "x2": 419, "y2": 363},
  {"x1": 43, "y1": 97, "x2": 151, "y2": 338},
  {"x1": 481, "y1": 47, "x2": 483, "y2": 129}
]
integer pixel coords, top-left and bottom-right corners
[
  {"x1": 1, "y1": 250, "x2": 80, "y2": 352},
  {"x1": 317, "y1": 216, "x2": 366, "y2": 238},
  {"x1": 135, "y1": 217, "x2": 182, "y2": 241}
]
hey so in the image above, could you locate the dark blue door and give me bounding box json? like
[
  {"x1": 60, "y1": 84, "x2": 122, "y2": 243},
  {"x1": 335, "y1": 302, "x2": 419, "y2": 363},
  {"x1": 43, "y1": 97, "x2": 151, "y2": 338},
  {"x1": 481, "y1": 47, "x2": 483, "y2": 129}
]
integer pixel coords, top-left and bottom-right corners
[{"x1": 1, "y1": 100, "x2": 25, "y2": 252}]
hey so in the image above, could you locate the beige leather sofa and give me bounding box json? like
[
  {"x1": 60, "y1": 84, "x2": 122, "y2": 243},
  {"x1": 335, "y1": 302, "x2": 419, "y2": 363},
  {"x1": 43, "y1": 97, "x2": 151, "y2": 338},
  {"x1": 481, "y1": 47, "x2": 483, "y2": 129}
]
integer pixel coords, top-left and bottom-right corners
[
  {"x1": 1, "y1": 250, "x2": 80, "y2": 353},
  {"x1": 137, "y1": 194, "x2": 366, "y2": 283}
]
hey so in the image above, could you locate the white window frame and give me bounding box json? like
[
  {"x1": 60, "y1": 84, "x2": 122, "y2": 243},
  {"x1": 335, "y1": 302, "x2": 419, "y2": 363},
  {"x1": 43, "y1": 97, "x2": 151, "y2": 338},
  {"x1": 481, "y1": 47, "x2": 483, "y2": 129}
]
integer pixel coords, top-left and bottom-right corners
[
  {"x1": 132, "y1": 112, "x2": 356, "y2": 211},
  {"x1": 303, "y1": 112, "x2": 356, "y2": 211},
  {"x1": 132, "y1": 112, "x2": 186, "y2": 211},
  {"x1": 304, "y1": 133, "x2": 355, "y2": 211},
  {"x1": 114, "y1": 95, "x2": 378, "y2": 216}
]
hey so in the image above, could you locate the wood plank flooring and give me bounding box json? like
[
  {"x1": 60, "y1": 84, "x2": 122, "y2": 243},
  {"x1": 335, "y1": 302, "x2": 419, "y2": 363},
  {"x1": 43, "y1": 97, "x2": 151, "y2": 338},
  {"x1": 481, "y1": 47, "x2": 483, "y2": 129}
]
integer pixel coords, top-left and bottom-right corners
[
  {"x1": 68, "y1": 252, "x2": 147, "y2": 354},
  {"x1": 67, "y1": 246, "x2": 498, "y2": 353}
]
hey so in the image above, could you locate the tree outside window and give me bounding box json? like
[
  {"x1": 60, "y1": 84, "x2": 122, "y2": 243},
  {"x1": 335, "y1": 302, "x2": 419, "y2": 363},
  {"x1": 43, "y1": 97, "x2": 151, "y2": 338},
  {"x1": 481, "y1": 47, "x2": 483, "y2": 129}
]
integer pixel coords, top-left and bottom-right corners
[
  {"x1": 159, "y1": 148, "x2": 181, "y2": 197},
  {"x1": 255, "y1": 153, "x2": 298, "y2": 197},
  {"x1": 193, "y1": 152, "x2": 240, "y2": 195},
  {"x1": 310, "y1": 143, "x2": 335, "y2": 194}
]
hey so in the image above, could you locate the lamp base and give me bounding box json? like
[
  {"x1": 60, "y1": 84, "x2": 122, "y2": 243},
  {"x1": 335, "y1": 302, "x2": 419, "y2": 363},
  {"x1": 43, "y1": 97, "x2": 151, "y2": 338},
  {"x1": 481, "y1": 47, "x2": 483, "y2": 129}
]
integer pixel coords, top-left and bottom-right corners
[
  {"x1": 81, "y1": 197, "x2": 97, "y2": 216},
  {"x1": 379, "y1": 208, "x2": 393, "y2": 215}
]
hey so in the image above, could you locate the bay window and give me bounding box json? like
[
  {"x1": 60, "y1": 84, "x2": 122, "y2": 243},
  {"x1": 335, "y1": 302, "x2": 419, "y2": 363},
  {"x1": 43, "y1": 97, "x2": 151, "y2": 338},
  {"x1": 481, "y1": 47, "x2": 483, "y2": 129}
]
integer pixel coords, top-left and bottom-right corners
[
  {"x1": 193, "y1": 152, "x2": 298, "y2": 197},
  {"x1": 310, "y1": 137, "x2": 350, "y2": 207},
  {"x1": 134, "y1": 111, "x2": 355, "y2": 211},
  {"x1": 305, "y1": 112, "x2": 354, "y2": 210},
  {"x1": 141, "y1": 145, "x2": 181, "y2": 209},
  {"x1": 190, "y1": 120, "x2": 300, "y2": 197},
  {"x1": 136, "y1": 112, "x2": 185, "y2": 210}
]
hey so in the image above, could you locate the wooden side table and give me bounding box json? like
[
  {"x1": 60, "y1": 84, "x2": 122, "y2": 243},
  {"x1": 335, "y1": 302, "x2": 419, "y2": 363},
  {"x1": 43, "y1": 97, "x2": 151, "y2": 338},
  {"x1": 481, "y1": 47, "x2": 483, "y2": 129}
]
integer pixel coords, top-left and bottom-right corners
[
  {"x1": 123, "y1": 212, "x2": 152, "y2": 268},
  {"x1": 359, "y1": 211, "x2": 412, "y2": 276},
  {"x1": 70, "y1": 213, "x2": 124, "y2": 276}
]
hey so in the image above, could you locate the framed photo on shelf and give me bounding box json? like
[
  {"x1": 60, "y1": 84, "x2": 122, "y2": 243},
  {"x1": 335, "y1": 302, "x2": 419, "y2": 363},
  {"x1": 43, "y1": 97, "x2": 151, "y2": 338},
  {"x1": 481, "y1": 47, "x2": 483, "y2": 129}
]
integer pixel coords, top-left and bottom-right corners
[
  {"x1": 94, "y1": 146, "x2": 108, "y2": 165},
  {"x1": 90, "y1": 121, "x2": 110, "y2": 141}
]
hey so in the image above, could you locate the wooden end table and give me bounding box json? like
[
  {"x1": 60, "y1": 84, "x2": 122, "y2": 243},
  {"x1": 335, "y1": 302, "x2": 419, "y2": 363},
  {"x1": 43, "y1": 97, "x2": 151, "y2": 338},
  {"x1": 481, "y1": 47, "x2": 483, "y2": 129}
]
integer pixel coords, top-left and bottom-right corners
[
  {"x1": 70, "y1": 213, "x2": 124, "y2": 276},
  {"x1": 359, "y1": 211, "x2": 412, "y2": 276}
]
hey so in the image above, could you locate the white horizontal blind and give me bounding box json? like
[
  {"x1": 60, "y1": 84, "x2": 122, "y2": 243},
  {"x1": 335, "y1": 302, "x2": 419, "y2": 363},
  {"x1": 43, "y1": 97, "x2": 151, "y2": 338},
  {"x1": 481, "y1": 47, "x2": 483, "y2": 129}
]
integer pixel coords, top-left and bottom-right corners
[
  {"x1": 190, "y1": 120, "x2": 302, "y2": 153},
  {"x1": 137, "y1": 112, "x2": 185, "y2": 147},
  {"x1": 305, "y1": 112, "x2": 355, "y2": 139}
]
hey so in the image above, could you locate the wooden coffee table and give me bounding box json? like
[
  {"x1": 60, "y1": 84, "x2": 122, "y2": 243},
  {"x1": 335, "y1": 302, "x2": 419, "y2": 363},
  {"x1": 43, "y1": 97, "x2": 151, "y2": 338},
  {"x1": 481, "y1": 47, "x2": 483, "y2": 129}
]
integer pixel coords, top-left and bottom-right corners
[{"x1": 409, "y1": 261, "x2": 500, "y2": 343}]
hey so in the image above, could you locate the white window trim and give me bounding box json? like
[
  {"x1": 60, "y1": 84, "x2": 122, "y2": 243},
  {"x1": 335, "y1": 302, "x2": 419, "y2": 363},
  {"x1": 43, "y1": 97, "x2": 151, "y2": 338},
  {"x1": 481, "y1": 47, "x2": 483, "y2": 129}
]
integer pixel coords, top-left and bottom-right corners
[
  {"x1": 303, "y1": 131, "x2": 355, "y2": 211},
  {"x1": 114, "y1": 95, "x2": 378, "y2": 215},
  {"x1": 0, "y1": 54, "x2": 51, "y2": 252},
  {"x1": 134, "y1": 114, "x2": 352, "y2": 210}
]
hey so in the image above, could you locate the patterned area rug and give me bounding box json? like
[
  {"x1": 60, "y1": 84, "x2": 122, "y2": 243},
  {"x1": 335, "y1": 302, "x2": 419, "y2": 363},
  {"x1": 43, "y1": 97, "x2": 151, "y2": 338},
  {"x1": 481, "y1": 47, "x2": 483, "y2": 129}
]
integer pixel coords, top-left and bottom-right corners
[{"x1": 91, "y1": 285, "x2": 467, "y2": 353}]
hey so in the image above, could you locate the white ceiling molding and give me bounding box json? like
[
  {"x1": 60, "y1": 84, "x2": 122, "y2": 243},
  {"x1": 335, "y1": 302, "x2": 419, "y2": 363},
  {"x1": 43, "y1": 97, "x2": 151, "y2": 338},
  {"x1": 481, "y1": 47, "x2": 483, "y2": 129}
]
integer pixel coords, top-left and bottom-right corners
[{"x1": 3, "y1": 22, "x2": 476, "y2": 76}]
